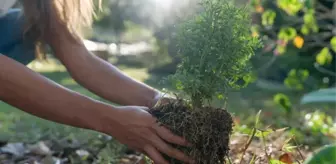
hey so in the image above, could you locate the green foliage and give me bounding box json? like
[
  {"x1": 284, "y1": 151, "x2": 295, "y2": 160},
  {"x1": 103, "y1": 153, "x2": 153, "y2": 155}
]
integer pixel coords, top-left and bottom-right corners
[
  {"x1": 304, "y1": 111, "x2": 336, "y2": 136},
  {"x1": 301, "y1": 9, "x2": 319, "y2": 35},
  {"x1": 169, "y1": 0, "x2": 262, "y2": 106},
  {"x1": 143, "y1": 156, "x2": 153, "y2": 164},
  {"x1": 250, "y1": 0, "x2": 335, "y2": 91},
  {"x1": 316, "y1": 47, "x2": 333, "y2": 66},
  {"x1": 261, "y1": 10, "x2": 276, "y2": 26},
  {"x1": 277, "y1": 0, "x2": 303, "y2": 15},
  {"x1": 284, "y1": 69, "x2": 309, "y2": 90},
  {"x1": 270, "y1": 159, "x2": 287, "y2": 164},
  {"x1": 330, "y1": 37, "x2": 336, "y2": 53},
  {"x1": 273, "y1": 93, "x2": 292, "y2": 114},
  {"x1": 304, "y1": 144, "x2": 336, "y2": 164},
  {"x1": 278, "y1": 27, "x2": 297, "y2": 42},
  {"x1": 95, "y1": 143, "x2": 126, "y2": 163}
]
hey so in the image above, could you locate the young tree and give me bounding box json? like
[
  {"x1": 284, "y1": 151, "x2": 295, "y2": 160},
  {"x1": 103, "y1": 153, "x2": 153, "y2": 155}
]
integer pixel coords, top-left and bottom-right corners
[{"x1": 151, "y1": 0, "x2": 261, "y2": 163}]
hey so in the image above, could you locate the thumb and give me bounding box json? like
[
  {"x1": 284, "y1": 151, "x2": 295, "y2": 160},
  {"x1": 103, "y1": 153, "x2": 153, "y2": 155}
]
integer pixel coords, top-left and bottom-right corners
[{"x1": 138, "y1": 106, "x2": 150, "y2": 112}]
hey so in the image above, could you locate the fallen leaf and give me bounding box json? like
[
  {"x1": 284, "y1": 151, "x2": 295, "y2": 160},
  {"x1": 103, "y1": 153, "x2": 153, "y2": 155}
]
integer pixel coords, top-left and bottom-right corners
[
  {"x1": 0, "y1": 143, "x2": 26, "y2": 157},
  {"x1": 40, "y1": 155, "x2": 61, "y2": 164},
  {"x1": 279, "y1": 153, "x2": 293, "y2": 164},
  {"x1": 28, "y1": 141, "x2": 51, "y2": 156},
  {"x1": 233, "y1": 117, "x2": 240, "y2": 125},
  {"x1": 76, "y1": 149, "x2": 90, "y2": 160}
]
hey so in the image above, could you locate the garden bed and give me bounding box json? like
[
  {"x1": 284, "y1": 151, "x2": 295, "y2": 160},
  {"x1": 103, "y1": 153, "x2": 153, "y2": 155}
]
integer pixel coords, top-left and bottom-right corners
[{"x1": 0, "y1": 129, "x2": 311, "y2": 164}]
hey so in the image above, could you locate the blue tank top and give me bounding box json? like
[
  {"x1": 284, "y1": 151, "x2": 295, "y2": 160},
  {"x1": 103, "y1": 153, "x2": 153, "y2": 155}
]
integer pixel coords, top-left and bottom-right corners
[{"x1": 0, "y1": 8, "x2": 36, "y2": 65}]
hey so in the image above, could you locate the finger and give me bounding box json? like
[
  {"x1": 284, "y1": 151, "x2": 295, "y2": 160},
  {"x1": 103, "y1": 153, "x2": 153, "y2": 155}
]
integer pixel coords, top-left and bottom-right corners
[
  {"x1": 139, "y1": 106, "x2": 149, "y2": 111},
  {"x1": 144, "y1": 145, "x2": 169, "y2": 164},
  {"x1": 150, "y1": 134, "x2": 194, "y2": 164},
  {"x1": 154, "y1": 125, "x2": 191, "y2": 146}
]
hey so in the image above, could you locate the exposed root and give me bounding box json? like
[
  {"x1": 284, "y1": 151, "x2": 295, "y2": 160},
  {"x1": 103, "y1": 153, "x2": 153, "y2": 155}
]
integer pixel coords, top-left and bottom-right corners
[{"x1": 150, "y1": 99, "x2": 234, "y2": 164}]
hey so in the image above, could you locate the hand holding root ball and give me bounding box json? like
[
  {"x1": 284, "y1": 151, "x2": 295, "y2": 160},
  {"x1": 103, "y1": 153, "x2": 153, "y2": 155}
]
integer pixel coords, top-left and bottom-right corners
[{"x1": 101, "y1": 105, "x2": 194, "y2": 164}]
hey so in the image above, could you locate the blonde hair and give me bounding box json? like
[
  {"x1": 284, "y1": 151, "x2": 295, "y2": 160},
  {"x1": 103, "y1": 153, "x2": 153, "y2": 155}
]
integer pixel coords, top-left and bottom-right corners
[{"x1": 22, "y1": 0, "x2": 100, "y2": 59}]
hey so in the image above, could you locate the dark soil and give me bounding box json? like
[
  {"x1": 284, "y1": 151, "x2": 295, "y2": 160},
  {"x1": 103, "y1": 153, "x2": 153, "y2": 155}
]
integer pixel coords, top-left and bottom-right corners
[{"x1": 149, "y1": 99, "x2": 234, "y2": 164}]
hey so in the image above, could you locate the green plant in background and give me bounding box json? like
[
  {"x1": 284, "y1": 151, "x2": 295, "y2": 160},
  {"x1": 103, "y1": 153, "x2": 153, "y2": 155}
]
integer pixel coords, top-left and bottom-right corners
[
  {"x1": 316, "y1": 47, "x2": 333, "y2": 66},
  {"x1": 277, "y1": 0, "x2": 304, "y2": 15},
  {"x1": 284, "y1": 69, "x2": 310, "y2": 91},
  {"x1": 304, "y1": 144, "x2": 336, "y2": 164},
  {"x1": 303, "y1": 111, "x2": 336, "y2": 136},
  {"x1": 273, "y1": 93, "x2": 292, "y2": 114},
  {"x1": 252, "y1": 0, "x2": 333, "y2": 56},
  {"x1": 252, "y1": 0, "x2": 336, "y2": 149},
  {"x1": 250, "y1": 0, "x2": 335, "y2": 90},
  {"x1": 261, "y1": 9, "x2": 276, "y2": 26},
  {"x1": 169, "y1": 0, "x2": 262, "y2": 107}
]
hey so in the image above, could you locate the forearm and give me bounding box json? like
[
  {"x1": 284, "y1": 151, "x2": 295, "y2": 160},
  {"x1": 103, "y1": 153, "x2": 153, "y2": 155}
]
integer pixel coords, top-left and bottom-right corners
[
  {"x1": 50, "y1": 40, "x2": 160, "y2": 108},
  {"x1": 0, "y1": 55, "x2": 109, "y2": 132}
]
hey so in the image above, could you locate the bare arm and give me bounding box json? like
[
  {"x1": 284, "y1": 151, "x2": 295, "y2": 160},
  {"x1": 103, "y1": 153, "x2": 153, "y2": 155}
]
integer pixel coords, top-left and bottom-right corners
[
  {"x1": 48, "y1": 35, "x2": 161, "y2": 108},
  {"x1": 0, "y1": 55, "x2": 108, "y2": 131}
]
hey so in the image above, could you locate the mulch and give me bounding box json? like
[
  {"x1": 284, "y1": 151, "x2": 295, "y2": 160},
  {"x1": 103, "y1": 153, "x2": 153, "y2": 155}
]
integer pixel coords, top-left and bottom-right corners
[{"x1": 0, "y1": 129, "x2": 312, "y2": 164}]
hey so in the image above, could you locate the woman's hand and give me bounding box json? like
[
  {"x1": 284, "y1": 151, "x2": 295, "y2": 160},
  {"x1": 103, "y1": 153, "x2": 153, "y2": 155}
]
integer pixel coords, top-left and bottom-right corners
[{"x1": 100, "y1": 105, "x2": 194, "y2": 164}]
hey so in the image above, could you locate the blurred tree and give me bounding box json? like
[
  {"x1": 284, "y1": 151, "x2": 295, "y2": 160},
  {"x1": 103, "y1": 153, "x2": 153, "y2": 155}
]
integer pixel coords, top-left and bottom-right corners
[
  {"x1": 92, "y1": 0, "x2": 186, "y2": 39},
  {"x1": 94, "y1": 0, "x2": 127, "y2": 53},
  {"x1": 250, "y1": 0, "x2": 336, "y2": 91},
  {"x1": 91, "y1": 0, "x2": 197, "y2": 54}
]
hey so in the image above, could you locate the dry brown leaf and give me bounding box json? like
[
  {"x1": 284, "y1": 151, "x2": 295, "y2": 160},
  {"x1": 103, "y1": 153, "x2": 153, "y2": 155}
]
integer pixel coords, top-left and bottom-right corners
[{"x1": 279, "y1": 153, "x2": 293, "y2": 164}]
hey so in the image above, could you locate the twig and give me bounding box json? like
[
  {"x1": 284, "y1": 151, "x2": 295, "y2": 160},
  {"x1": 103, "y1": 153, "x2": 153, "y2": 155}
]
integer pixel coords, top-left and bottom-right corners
[
  {"x1": 239, "y1": 128, "x2": 257, "y2": 164},
  {"x1": 256, "y1": 55, "x2": 277, "y2": 72},
  {"x1": 248, "y1": 154, "x2": 256, "y2": 164},
  {"x1": 295, "y1": 158, "x2": 302, "y2": 164},
  {"x1": 307, "y1": 32, "x2": 333, "y2": 41},
  {"x1": 302, "y1": 42, "x2": 328, "y2": 49},
  {"x1": 261, "y1": 131, "x2": 271, "y2": 163},
  {"x1": 293, "y1": 137, "x2": 305, "y2": 161},
  {"x1": 226, "y1": 152, "x2": 233, "y2": 164},
  {"x1": 314, "y1": 63, "x2": 336, "y2": 77},
  {"x1": 316, "y1": 1, "x2": 332, "y2": 13}
]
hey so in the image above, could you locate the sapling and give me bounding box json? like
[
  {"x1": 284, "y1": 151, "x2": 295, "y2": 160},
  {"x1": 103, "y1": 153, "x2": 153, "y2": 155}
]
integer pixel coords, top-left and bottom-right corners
[{"x1": 150, "y1": 0, "x2": 262, "y2": 163}]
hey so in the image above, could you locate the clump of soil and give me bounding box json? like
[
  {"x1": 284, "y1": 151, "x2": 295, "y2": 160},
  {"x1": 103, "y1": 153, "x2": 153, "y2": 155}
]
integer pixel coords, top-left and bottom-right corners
[{"x1": 150, "y1": 98, "x2": 234, "y2": 164}]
